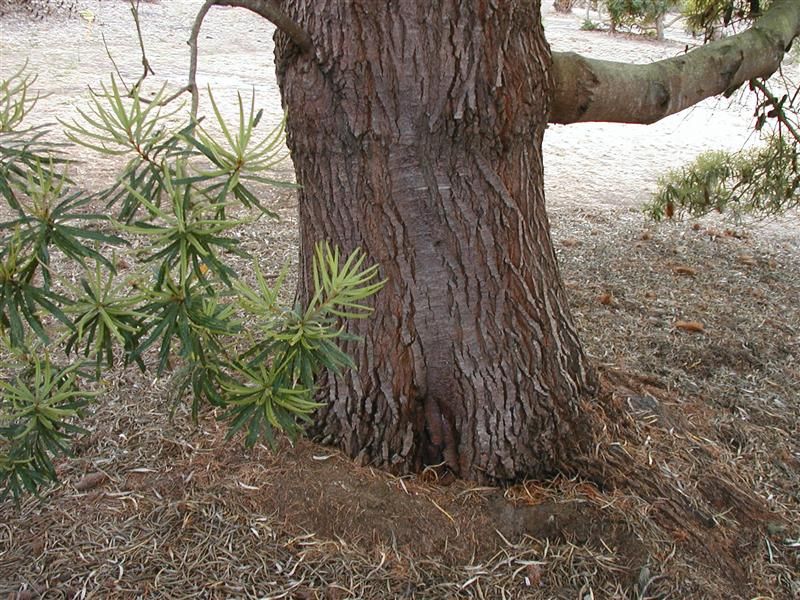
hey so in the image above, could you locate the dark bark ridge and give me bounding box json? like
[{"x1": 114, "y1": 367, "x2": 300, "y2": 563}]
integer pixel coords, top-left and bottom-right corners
[
  {"x1": 550, "y1": 0, "x2": 800, "y2": 124},
  {"x1": 276, "y1": 0, "x2": 597, "y2": 483}
]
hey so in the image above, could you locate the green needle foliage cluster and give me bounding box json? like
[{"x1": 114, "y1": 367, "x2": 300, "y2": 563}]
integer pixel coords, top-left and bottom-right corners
[
  {"x1": 649, "y1": 57, "x2": 799, "y2": 221},
  {"x1": 643, "y1": 0, "x2": 800, "y2": 221},
  {"x1": 647, "y1": 135, "x2": 799, "y2": 220},
  {"x1": 0, "y1": 65, "x2": 385, "y2": 500}
]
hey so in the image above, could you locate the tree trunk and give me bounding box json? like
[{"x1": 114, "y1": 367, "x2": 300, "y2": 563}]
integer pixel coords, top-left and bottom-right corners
[
  {"x1": 275, "y1": 0, "x2": 597, "y2": 484},
  {"x1": 655, "y1": 13, "x2": 665, "y2": 41}
]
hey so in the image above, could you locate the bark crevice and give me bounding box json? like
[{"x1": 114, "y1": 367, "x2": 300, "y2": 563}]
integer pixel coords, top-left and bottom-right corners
[{"x1": 277, "y1": 0, "x2": 596, "y2": 483}]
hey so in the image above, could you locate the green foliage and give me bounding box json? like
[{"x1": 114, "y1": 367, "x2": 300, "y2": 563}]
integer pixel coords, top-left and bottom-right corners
[
  {"x1": 0, "y1": 64, "x2": 70, "y2": 212},
  {"x1": 0, "y1": 345, "x2": 96, "y2": 500},
  {"x1": 581, "y1": 18, "x2": 602, "y2": 30},
  {"x1": 62, "y1": 78, "x2": 185, "y2": 222},
  {"x1": 182, "y1": 89, "x2": 295, "y2": 217},
  {"x1": 63, "y1": 259, "x2": 146, "y2": 374},
  {"x1": 605, "y1": 0, "x2": 673, "y2": 30},
  {"x1": 1, "y1": 165, "x2": 125, "y2": 280},
  {"x1": 682, "y1": 0, "x2": 769, "y2": 40},
  {"x1": 647, "y1": 135, "x2": 799, "y2": 220},
  {"x1": 0, "y1": 62, "x2": 39, "y2": 133},
  {"x1": 0, "y1": 65, "x2": 385, "y2": 500},
  {"x1": 650, "y1": 41, "x2": 799, "y2": 222},
  {"x1": 213, "y1": 244, "x2": 384, "y2": 448}
]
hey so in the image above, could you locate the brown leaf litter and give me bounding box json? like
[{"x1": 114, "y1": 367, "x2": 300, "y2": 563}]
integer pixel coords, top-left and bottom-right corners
[{"x1": 1, "y1": 198, "x2": 797, "y2": 599}]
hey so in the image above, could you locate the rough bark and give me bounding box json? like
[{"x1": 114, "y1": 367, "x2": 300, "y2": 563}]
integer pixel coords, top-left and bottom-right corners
[
  {"x1": 275, "y1": 0, "x2": 597, "y2": 483},
  {"x1": 550, "y1": 0, "x2": 800, "y2": 124}
]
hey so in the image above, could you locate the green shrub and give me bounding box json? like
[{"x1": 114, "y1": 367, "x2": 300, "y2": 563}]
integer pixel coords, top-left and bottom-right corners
[
  {"x1": 647, "y1": 136, "x2": 799, "y2": 220},
  {"x1": 605, "y1": 0, "x2": 673, "y2": 30},
  {"x1": 682, "y1": 0, "x2": 770, "y2": 39},
  {"x1": 581, "y1": 18, "x2": 602, "y2": 30},
  {"x1": 0, "y1": 65, "x2": 385, "y2": 500}
]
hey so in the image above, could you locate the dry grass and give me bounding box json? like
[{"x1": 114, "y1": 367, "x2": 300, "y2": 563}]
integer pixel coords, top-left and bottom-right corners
[{"x1": 1, "y1": 194, "x2": 798, "y2": 599}]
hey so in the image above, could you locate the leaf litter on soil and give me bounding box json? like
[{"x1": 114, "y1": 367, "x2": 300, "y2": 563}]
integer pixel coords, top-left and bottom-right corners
[
  {"x1": 2, "y1": 197, "x2": 797, "y2": 599},
  {"x1": 1, "y1": 2, "x2": 799, "y2": 598}
]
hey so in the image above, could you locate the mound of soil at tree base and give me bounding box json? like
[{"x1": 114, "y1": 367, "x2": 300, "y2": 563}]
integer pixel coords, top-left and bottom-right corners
[{"x1": 1, "y1": 1, "x2": 798, "y2": 598}]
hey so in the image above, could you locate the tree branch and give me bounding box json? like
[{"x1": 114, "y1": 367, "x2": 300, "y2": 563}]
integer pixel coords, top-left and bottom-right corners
[
  {"x1": 214, "y1": 0, "x2": 311, "y2": 52},
  {"x1": 99, "y1": 1, "x2": 154, "y2": 97},
  {"x1": 184, "y1": 0, "x2": 311, "y2": 120},
  {"x1": 187, "y1": 0, "x2": 214, "y2": 119},
  {"x1": 549, "y1": 0, "x2": 800, "y2": 125},
  {"x1": 129, "y1": 0, "x2": 155, "y2": 94}
]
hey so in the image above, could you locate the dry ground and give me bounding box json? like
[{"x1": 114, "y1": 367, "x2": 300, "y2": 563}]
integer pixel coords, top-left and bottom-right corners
[{"x1": 1, "y1": 2, "x2": 798, "y2": 599}]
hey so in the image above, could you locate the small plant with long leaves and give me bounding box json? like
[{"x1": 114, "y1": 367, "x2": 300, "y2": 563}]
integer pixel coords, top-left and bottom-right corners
[
  {"x1": 223, "y1": 244, "x2": 385, "y2": 447},
  {"x1": 0, "y1": 340, "x2": 97, "y2": 500},
  {"x1": 62, "y1": 78, "x2": 185, "y2": 221},
  {"x1": 180, "y1": 88, "x2": 296, "y2": 217},
  {"x1": 0, "y1": 61, "x2": 39, "y2": 133},
  {"x1": 0, "y1": 62, "x2": 385, "y2": 501},
  {"x1": 62, "y1": 258, "x2": 148, "y2": 375},
  {"x1": 0, "y1": 62, "x2": 70, "y2": 211}
]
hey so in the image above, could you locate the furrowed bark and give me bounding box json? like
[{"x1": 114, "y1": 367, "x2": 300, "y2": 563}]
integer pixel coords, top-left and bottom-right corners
[
  {"x1": 550, "y1": 0, "x2": 800, "y2": 124},
  {"x1": 276, "y1": 0, "x2": 597, "y2": 484}
]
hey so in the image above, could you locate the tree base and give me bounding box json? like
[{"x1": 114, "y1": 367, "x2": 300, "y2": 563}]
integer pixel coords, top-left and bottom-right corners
[{"x1": 305, "y1": 369, "x2": 785, "y2": 592}]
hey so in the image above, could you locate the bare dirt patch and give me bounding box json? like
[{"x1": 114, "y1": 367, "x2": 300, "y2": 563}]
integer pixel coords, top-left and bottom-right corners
[{"x1": 1, "y1": 2, "x2": 798, "y2": 599}]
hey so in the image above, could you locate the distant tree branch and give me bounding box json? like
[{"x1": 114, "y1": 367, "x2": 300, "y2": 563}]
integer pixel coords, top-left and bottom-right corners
[
  {"x1": 101, "y1": 32, "x2": 131, "y2": 94},
  {"x1": 184, "y1": 0, "x2": 311, "y2": 120},
  {"x1": 99, "y1": 1, "x2": 155, "y2": 97},
  {"x1": 550, "y1": 0, "x2": 800, "y2": 124}
]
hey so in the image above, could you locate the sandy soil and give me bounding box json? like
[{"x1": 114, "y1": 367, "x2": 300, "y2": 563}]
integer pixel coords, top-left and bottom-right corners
[
  {"x1": 1, "y1": 2, "x2": 799, "y2": 599},
  {"x1": 0, "y1": 1, "x2": 783, "y2": 202}
]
